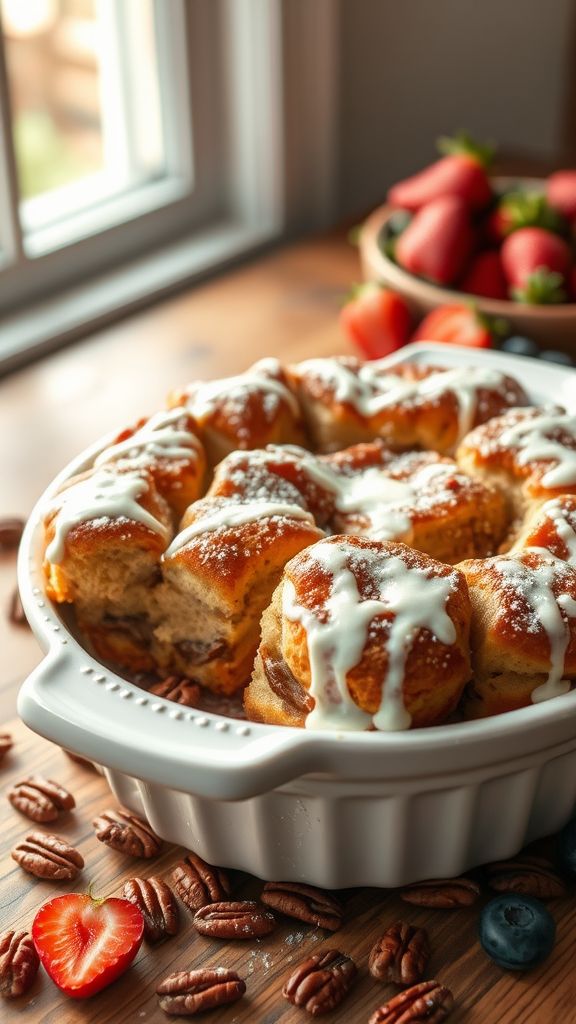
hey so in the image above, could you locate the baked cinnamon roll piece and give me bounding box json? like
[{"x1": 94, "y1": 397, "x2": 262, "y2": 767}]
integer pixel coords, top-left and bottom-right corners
[
  {"x1": 150, "y1": 496, "x2": 324, "y2": 694},
  {"x1": 509, "y1": 495, "x2": 576, "y2": 566},
  {"x1": 288, "y1": 356, "x2": 528, "y2": 454},
  {"x1": 169, "y1": 357, "x2": 306, "y2": 466},
  {"x1": 43, "y1": 466, "x2": 173, "y2": 672},
  {"x1": 245, "y1": 535, "x2": 472, "y2": 729},
  {"x1": 457, "y1": 407, "x2": 576, "y2": 521},
  {"x1": 94, "y1": 408, "x2": 206, "y2": 520},
  {"x1": 322, "y1": 441, "x2": 508, "y2": 562},
  {"x1": 459, "y1": 550, "x2": 576, "y2": 718}
]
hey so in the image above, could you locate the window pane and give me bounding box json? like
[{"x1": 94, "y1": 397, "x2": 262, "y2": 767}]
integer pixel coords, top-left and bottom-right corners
[{"x1": 1, "y1": 0, "x2": 165, "y2": 232}]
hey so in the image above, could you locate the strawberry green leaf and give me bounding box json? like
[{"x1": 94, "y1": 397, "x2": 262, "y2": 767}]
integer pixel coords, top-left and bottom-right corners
[
  {"x1": 436, "y1": 132, "x2": 495, "y2": 167},
  {"x1": 512, "y1": 268, "x2": 567, "y2": 305},
  {"x1": 498, "y1": 191, "x2": 567, "y2": 236}
]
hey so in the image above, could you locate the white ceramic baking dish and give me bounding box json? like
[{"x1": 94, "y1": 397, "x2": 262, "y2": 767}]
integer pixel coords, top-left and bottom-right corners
[{"x1": 17, "y1": 343, "x2": 576, "y2": 888}]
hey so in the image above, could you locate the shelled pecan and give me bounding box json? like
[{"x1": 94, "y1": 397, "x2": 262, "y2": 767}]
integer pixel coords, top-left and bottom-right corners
[
  {"x1": 193, "y1": 900, "x2": 276, "y2": 939},
  {"x1": 7, "y1": 775, "x2": 75, "y2": 823},
  {"x1": 150, "y1": 676, "x2": 201, "y2": 707},
  {"x1": 283, "y1": 949, "x2": 357, "y2": 1016},
  {"x1": 261, "y1": 881, "x2": 343, "y2": 931},
  {"x1": 122, "y1": 877, "x2": 179, "y2": 943},
  {"x1": 0, "y1": 733, "x2": 13, "y2": 762},
  {"x1": 157, "y1": 969, "x2": 246, "y2": 1015},
  {"x1": 172, "y1": 852, "x2": 230, "y2": 912},
  {"x1": 369, "y1": 921, "x2": 430, "y2": 986},
  {"x1": 0, "y1": 930, "x2": 39, "y2": 998},
  {"x1": 0, "y1": 517, "x2": 25, "y2": 551},
  {"x1": 485, "y1": 855, "x2": 567, "y2": 900},
  {"x1": 368, "y1": 980, "x2": 454, "y2": 1024},
  {"x1": 400, "y1": 876, "x2": 480, "y2": 908},
  {"x1": 93, "y1": 808, "x2": 161, "y2": 858},
  {"x1": 11, "y1": 832, "x2": 83, "y2": 880}
]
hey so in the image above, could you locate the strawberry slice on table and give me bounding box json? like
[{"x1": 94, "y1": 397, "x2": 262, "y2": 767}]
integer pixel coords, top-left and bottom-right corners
[
  {"x1": 388, "y1": 133, "x2": 493, "y2": 212},
  {"x1": 395, "y1": 195, "x2": 474, "y2": 286},
  {"x1": 340, "y1": 283, "x2": 411, "y2": 359},
  {"x1": 32, "y1": 892, "x2": 144, "y2": 999},
  {"x1": 500, "y1": 227, "x2": 570, "y2": 303},
  {"x1": 412, "y1": 304, "x2": 493, "y2": 348},
  {"x1": 547, "y1": 170, "x2": 576, "y2": 221},
  {"x1": 460, "y1": 250, "x2": 508, "y2": 300}
]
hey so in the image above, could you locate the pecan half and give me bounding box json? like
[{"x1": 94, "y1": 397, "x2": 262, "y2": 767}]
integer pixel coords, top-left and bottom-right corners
[
  {"x1": 0, "y1": 733, "x2": 13, "y2": 762},
  {"x1": 11, "y1": 831, "x2": 83, "y2": 880},
  {"x1": 93, "y1": 808, "x2": 162, "y2": 858},
  {"x1": 8, "y1": 587, "x2": 28, "y2": 628},
  {"x1": 172, "y1": 852, "x2": 230, "y2": 912},
  {"x1": 150, "y1": 676, "x2": 201, "y2": 706},
  {"x1": 369, "y1": 921, "x2": 430, "y2": 986},
  {"x1": 485, "y1": 855, "x2": 567, "y2": 900},
  {"x1": 193, "y1": 900, "x2": 276, "y2": 940},
  {"x1": 0, "y1": 930, "x2": 39, "y2": 998},
  {"x1": 282, "y1": 949, "x2": 357, "y2": 1016},
  {"x1": 0, "y1": 517, "x2": 25, "y2": 551},
  {"x1": 369, "y1": 980, "x2": 454, "y2": 1023},
  {"x1": 157, "y1": 969, "x2": 246, "y2": 1016},
  {"x1": 400, "y1": 876, "x2": 480, "y2": 908},
  {"x1": 7, "y1": 775, "x2": 75, "y2": 823},
  {"x1": 123, "y1": 877, "x2": 179, "y2": 943},
  {"x1": 261, "y1": 881, "x2": 343, "y2": 931}
]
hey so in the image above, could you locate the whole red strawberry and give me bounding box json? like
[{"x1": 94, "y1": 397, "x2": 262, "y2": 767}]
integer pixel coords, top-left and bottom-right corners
[
  {"x1": 388, "y1": 133, "x2": 493, "y2": 212},
  {"x1": 412, "y1": 304, "x2": 492, "y2": 348},
  {"x1": 340, "y1": 284, "x2": 411, "y2": 359},
  {"x1": 547, "y1": 170, "x2": 576, "y2": 221},
  {"x1": 486, "y1": 191, "x2": 565, "y2": 243},
  {"x1": 32, "y1": 892, "x2": 144, "y2": 999},
  {"x1": 460, "y1": 250, "x2": 507, "y2": 300},
  {"x1": 395, "y1": 195, "x2": 474, "y2": 286},
  {"x1": 500, "y1": 227, "x2": 570, "y2": 303}
]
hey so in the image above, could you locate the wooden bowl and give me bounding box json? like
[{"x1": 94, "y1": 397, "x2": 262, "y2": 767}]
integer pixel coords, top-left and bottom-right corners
[{"x1": 359, "y1": 177, "x2": 576, "y2": 353}]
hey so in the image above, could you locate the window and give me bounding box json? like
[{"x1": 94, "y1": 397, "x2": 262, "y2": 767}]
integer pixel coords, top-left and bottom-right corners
[{"x1": 0, "y1": 0, "x2": 338, "y2": 372}]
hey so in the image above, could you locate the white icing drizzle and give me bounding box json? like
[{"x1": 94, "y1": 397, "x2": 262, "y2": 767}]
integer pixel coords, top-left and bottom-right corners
[
  {"x1": 282, "y1": 540, "x2": 457, "y2": 732},
  {"x1": 499, "y1": 412, "x2": 576, "y2": 488},
  {"x1": 295, "y1": 359, "x2": 507, "y2": 440},
  {"x1": 95, "y1": 409, "x2": 202, "y2": 468},
  {"x1": 494, "y1": 555, "x2": 576, "y2": 703},
  {"x1": 165, "y1": 500, "x2": 315, "y2": 557},
  {"x1": 45, "y1": 468, "x2": 169, "y2": 564},
  {"x1": 185, "y1": 364, "x2": 300, "y2": 421},
  {"x1": 524, "y1": 498, "x2": 576, "y2": 566}
]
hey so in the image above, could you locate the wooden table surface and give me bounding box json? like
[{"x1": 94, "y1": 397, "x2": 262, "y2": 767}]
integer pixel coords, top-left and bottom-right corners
[{"x1": 1, "y1": 232, "x2": 575, "y2": 1023}]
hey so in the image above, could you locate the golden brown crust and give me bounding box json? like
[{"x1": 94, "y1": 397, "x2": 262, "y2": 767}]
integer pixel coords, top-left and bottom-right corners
[{"x1": 509, "y1": 495, "x2": 576, "y2": 563}]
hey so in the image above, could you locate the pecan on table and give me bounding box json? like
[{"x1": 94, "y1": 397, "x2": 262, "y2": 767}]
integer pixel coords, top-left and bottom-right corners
[
  {"x1": 0, "y1": 517, "x2": 25, "y2": 551},
  {"x1": 369, "y1": 921, "x2": 430, "y2": 986},
  {"x1": 400, "y1": 876, "x2": 480, "y2": 908},
  {"x1": 150, "y1": 676, "x2": 201, "y2": 707},
  {"x1": 7, "y1": 775, "x2": 75, "y2": 823},
  {"x1": 157, "y1": 968, "x2": 246, "y2": 1016},
  {"x1": 282, "y1": 949, "x2": 357, "y2": 1016},
  {"x1": 368, "y1": 980, "x2": 454, "y2": 1024},
  {"x1": 193, "y1": 900, "x2": 276, "y2": 940},
  {"x1": 11, "y1": 832, "x2": 84, "y2": 880},
  {"x1": 123, "y1": 877, "x2": 179, "y2": 943},
  {"x1": 172, "y1": 852, "x2": 230, "y2": 912},
  {"x1": 0, "y1": 930, "x2": 39, "y2": 999},
  {"x1": 485, "y1": 855, "x2": 567, "y2": 900},
  {"x1": 261, "y1": 881, "x2": 343, "y2": 931},
  {"x1": 93, "y1": 808, "x2": 162, "y2": 858},
  {"x1": 0, "y1": 733, "x2": 13, "y2": 762}
]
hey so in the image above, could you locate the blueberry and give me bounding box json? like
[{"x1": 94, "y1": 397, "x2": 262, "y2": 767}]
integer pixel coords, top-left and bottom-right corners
[
  {"x1": 539, "y1": 349, "x2": 574, "y2": 366},
  {"x1": 500, "y1": 336, "x2": 540, "y2": 358},
  {"x1": 479, "y1": 894, "x2": 555, "y2": 970},
  {"x1": 557, "y1": 815, "x2": 576, "y2": 875}
]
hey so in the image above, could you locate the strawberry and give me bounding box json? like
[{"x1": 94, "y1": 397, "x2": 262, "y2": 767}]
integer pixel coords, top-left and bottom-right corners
[
  {"x1": 460, "y1": 250, "x2": 508, "y2": 300},
  {"x1": 395, "y1": 195, "x2": 474, "y2": 286},
  {"x1": 547, "y1": 170, "x2": 576, "y2": 221},
  {"x1": 32, "y1": 892, "x2": 144, "y2": 999},
  {"x1": 388, "y1": 133, "x2": 493, "y2": 212},
  {"x1": 500, "y1": 227, "x2": 570, "y2": 303},
  {"x1": 486, "y1": 191, "x2": 565, "y2": 243},
  {"x1": 412, "y1": 304, "x2": 492, "y2": 348},
  {"x1": 340, "y1": 284, "x2": 411, "y2": 359}
]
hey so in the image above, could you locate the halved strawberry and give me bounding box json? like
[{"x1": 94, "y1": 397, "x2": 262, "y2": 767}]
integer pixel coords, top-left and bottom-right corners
[
  {"x1": 412, "y1": 304, "x2": 493, "y2": 348},
  {"x1": 32, "y1": 892, "x2": 144, "y2": 999}
]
